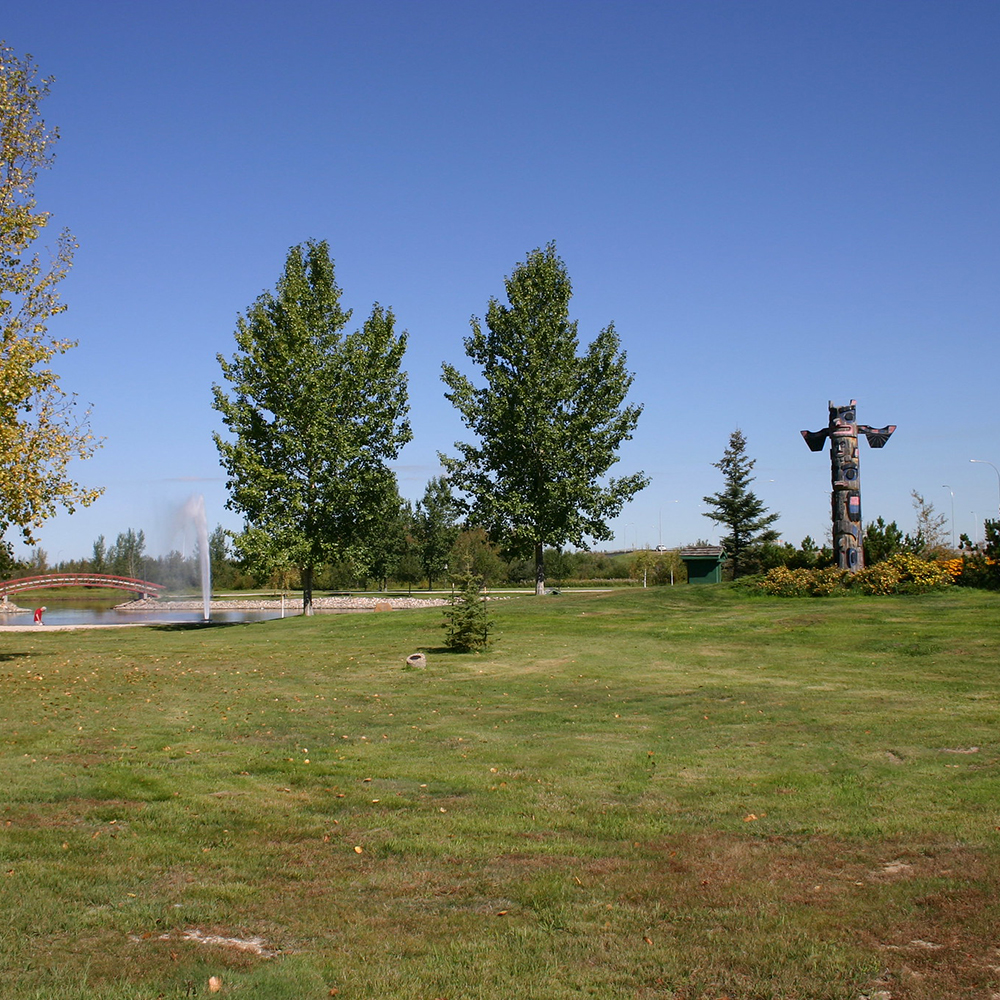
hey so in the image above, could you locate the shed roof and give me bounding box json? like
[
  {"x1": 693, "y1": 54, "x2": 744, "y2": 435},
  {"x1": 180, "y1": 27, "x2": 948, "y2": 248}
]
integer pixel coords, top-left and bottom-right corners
[{"x1": 678, "y1": 546, "x2": 725, "y2": 559}]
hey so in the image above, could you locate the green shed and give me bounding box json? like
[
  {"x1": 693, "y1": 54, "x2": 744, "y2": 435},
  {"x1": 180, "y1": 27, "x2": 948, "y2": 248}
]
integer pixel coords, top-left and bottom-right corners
[{"x1": 679, "y1": 545, "x2": 726, "y2": 584}]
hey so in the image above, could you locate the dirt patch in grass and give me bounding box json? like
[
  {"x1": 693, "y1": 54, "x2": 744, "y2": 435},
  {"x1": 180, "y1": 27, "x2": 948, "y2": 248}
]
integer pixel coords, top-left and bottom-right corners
[
  {"x1": 633, "y1": 833, "x2": 1000, "y2": 1000},
  {"x1": 176, "y1": 827, "x2": 1000, "y2": 998}
]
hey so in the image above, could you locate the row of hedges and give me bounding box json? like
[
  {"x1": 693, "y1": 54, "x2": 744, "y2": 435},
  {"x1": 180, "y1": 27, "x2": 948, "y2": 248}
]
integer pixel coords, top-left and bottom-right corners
[{"x1": 741, "y1": 553, "x2": 953, "y2": 597}]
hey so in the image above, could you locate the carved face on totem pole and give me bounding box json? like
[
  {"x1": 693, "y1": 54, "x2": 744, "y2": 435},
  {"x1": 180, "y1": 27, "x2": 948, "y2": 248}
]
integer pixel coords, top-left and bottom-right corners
[{"x1": 801, "y1": 400, "x2": 895, "y2": 573}]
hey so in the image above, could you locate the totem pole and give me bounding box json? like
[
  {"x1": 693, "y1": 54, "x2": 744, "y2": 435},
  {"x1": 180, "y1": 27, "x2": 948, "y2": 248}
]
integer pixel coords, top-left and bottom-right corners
[{"x1": 801, "y1": 400, "x2": 895, "y2": 572}]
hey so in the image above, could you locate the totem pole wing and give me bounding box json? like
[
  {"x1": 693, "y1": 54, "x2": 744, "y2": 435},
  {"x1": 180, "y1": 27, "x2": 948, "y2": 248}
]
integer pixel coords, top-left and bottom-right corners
[
  {"x1": 800, "y1": 429, "x2": 829, "y2": 452},
  {"x1": 859, "y1": 424, "x2": 896, "y2": 448}
]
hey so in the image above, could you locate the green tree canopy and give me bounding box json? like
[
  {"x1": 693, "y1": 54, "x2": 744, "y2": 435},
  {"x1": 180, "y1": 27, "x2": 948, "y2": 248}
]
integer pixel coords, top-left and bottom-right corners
[
  {"x1": 108, "y1": 528, "x2": 146, "y2": 579},
  {"x1": 441, "y1": 243, "x2": 648, "y2": 594},
  {"x1": 415, "y1": 475, "x2": 461, "y2": 590},
  {"x1": 702, "y1": 429, "x2": 780, "y2": 579},
  {"x1": 0, "y1": 42, "x2": 101, "y2": 544},
  {"x1": 212, "y1": 240, "x2": 411, "y2": 612}
]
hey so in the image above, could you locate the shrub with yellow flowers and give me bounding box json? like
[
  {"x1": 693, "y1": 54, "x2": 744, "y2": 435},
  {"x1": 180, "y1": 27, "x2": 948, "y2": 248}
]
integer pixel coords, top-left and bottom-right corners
[
  {"x1": 742, "y1": 565, "x2": 849, "y2": 597},
  {"x1": 742, "y1": 554, "x2": 950, "y2": 597},
  {"x1": 852, "y1": 552, "x2": 952, "y2": 595}
]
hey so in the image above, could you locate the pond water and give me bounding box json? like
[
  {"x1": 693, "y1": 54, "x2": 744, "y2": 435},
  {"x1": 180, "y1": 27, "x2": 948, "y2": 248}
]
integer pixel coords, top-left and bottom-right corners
[{"x1": 0, "y1": 598, "x2": 304, "y2": 627}]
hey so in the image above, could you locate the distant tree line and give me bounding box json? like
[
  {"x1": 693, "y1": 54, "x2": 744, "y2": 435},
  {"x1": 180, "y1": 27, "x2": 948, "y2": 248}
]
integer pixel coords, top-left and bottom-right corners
[{"x1": 2, "y1": 516, "x2": 696, "y2": 594}]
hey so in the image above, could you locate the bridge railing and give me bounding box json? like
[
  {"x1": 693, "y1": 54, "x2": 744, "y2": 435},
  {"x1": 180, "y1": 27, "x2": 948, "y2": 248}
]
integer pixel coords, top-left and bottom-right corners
[{"x1": 0, "y1": 573, "x2": 165, "y2": 599}]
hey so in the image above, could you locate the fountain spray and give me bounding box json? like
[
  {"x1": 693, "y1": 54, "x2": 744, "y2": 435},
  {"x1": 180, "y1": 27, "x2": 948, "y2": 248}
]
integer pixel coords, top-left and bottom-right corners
[{"x1": 182, "y1": 494, "x2": 212, "y2": 620}]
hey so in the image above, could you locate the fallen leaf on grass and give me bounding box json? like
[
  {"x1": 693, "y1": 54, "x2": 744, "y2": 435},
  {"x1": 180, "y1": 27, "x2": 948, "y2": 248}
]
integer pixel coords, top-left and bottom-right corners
[{"x1": 208, "y1": 975, "x2": 222, "y2": 992}]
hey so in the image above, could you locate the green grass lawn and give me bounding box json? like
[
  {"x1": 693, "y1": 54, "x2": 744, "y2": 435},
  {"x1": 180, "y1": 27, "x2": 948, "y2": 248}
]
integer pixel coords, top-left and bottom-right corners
[{"x1": 2, "y1": 586, "x2": 999, "y2": 999}]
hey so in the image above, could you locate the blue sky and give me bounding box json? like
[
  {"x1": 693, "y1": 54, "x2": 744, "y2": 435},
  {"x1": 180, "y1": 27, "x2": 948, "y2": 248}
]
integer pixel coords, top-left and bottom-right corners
[{"x1": 5, "y1": 0, "x2": 999, "y2": 562}]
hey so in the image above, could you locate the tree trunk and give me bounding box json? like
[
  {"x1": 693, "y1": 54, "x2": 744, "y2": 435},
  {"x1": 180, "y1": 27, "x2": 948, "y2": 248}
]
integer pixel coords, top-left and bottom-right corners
[
  {"x1": 534, "y1": 541, "x2": 545, "y2": 596},
  {"x1": 302, "y1": 564, "x2": 314, "y2": 615}
]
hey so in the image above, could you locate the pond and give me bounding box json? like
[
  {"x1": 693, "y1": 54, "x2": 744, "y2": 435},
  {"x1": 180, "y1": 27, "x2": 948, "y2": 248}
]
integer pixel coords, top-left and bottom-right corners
[{"x1": 0, "y1": 597, "x2": 319, "y2": 627}]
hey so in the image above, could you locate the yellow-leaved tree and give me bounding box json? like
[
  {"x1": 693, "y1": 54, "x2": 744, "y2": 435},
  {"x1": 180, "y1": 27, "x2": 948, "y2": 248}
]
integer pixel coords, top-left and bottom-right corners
[{"x1": 0, "y1": 41, "x2": 101, "y2": 550}]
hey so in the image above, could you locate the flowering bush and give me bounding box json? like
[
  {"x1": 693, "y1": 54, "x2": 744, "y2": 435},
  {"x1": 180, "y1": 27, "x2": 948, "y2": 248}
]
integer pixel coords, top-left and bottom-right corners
[
  {"x1": 742, "y1": 554, "x2": 950, "y2": 597},
  {"x1": 742, "y1": 565, "x2": 849, "y2": 597},
  {"x1": 949, "y1": 521, "x2": 999, "y2": 589},
  {"x1": 852, "y1": 553, "x2": 952, "y2": 595},
  {"x1": 746, "y1": 566, "x2": 811, "y2": 596},
  {"x1": 939, "y1": 557, "x2": 964, "y2": 580}
]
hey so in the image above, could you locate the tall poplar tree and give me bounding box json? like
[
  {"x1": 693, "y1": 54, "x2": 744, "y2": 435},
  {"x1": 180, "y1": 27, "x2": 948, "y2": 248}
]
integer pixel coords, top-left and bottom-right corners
[
  {"x1": 0, "y1": 42, "x2": 102, "y2": 544},
  {"x1": 441, "y1": 243, "x2": 648, "y2": 595},
  {"x1": 702, "y1": 429, "x2": 780, "y2": 578},
  {"x1": 415, "y1": 475, "x2": 461, "y2": 590},
  {"x1": 212, "y1": 240, "x2": 410, "y2": 613}
]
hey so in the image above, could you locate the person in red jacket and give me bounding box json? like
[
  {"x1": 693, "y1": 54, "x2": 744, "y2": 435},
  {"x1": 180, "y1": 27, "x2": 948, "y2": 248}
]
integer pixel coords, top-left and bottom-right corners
[{"x1": 33, "y1": 606, "x2": 46, "y2": 624}]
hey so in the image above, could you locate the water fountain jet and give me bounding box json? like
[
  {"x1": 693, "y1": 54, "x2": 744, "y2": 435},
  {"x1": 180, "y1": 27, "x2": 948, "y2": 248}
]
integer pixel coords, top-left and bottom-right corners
[{"x1": 181, "y1": 494, "x2": 211, "y2": 620}]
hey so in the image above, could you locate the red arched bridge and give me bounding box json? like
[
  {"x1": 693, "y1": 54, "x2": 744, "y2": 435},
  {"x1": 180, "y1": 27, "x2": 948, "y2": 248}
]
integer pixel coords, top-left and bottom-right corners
[{"x1": 0, "y1": 573, "x2": 165, "y2": 601}]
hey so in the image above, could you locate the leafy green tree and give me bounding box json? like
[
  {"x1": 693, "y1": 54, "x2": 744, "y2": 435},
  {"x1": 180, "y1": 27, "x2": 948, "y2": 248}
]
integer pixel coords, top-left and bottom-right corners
[
  {"x1": 394, "y1": 530, "x2": 423, "y2": 595},
  {"x1": 629, "y1": 547, "x2": 685, "y2": 586},
  {"x1": 108, "y1": 528, "x2": 145, "y2": 579},
  {"x1": 415, "y1": 476, "x2": 461, "y2": 589},
  {"x1": 0, "y1": 540, "x2": 13, "y2": 576},
  {"x1": 25, "y1": 546, "x2": 48, "y2": 575},
  {"x1": 0, "y1": 42, "x2": 102, "y2": 545},
  {"x1": 207, "y1": 524, "x2": 235, "y2": 589},
  {"x1": 90, "y1": 534, "x2": 107, "y2": 573},
  {"x1": 448, "y1": 527, "x2": 506, "y2": 588},
  {"x1": 441, "y1": 243, "x2": 648, "y2": 595},
  {"x1": 212, "y1": 240, "x2": 411, "y2": 613},
  {"x1": 361, "y1": 491, "x2": 411, "y2": 591},
  {"x1": 702, "y1": 429, "x2": 780, "y2": 579},
  {"x1": 543, "y1": 547, "x2": 573, "y2": 587},
  {"x1": 628, "y1": 548, "x2": 659, "y2": 587}
]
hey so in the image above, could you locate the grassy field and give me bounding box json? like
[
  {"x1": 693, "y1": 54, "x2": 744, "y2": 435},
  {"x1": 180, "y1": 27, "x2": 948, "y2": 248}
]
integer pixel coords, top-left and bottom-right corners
[{"x1": 1, "y1": 585, "x2": 999, "y2": 999}]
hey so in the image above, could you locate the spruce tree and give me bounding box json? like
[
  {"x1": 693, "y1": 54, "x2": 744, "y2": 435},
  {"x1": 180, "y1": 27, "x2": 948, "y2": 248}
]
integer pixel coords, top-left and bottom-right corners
[
  {"x1": 702, "y1": 429, "x2": 779, "y2": 578},
  {"x1": 443, "y1": 572, "x2": 493, "y2": 652}
]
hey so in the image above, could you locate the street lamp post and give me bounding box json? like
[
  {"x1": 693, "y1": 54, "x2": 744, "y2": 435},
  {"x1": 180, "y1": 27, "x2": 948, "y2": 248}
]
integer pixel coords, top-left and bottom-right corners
[
  {"x1": 970, "y1": 459, "x2": 1000, "y2": 517},
  {"x1": 622, "y1": 523, "x2": 634, "y2": 552},
  {"x1": 658, "y1": 500, "x2": 679, "y2": 549},
  {"x1": 942, "y1": 485, "x2": 955, "y2": 549}
]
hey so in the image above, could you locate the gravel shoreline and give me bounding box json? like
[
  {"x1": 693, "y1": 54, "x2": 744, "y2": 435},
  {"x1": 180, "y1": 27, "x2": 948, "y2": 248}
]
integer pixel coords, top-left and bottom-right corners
[
  {"x1": 119, "y1": 595, "x2": 450, "y2": 611},
  {"x1": 0, "y1": 594, "x2": 453, "y2": 630},
  {"x1": 1, "y1": 595, "x2": 450, "y2": 614}
]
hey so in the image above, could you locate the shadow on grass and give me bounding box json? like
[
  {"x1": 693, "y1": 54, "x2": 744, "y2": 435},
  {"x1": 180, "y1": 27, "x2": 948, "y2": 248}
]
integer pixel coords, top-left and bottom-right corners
[
  {"x1": 0, "y1": 651, "x2": 32, "y2": 661},
  {"x1": 416, "y1": 645, "x2": 492, "y2": 656},
  {"x1": 147, "y1": 620, "x2": 248, "y2": 632}
]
